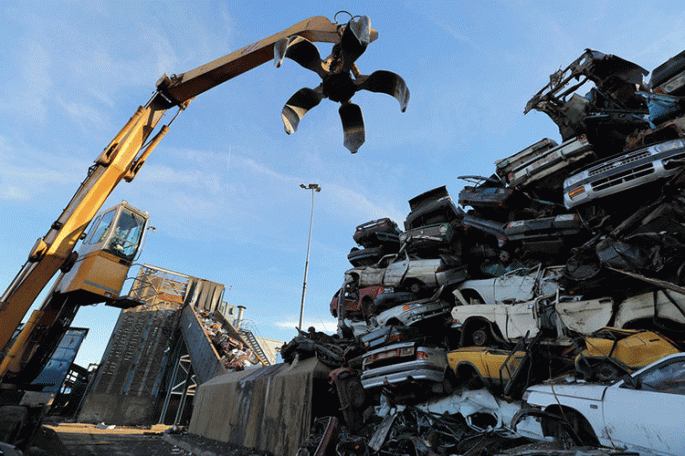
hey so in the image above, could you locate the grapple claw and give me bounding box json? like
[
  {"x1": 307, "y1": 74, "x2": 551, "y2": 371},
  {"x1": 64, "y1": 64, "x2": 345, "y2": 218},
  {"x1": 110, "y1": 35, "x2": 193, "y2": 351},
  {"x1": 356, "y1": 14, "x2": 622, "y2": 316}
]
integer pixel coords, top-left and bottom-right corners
[
  {"x1": 338, "y1": 16, "x2": 371, "y2": 72},
  {"x1": 274, "y1": 15, "x2": 408, "y2": 153}
]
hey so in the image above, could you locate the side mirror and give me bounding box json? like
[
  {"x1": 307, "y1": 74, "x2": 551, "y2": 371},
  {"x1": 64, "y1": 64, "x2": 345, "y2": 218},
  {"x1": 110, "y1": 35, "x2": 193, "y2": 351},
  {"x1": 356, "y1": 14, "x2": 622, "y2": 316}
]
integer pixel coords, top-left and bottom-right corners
[{"x1": 622, "y1": 373, "x2": 640, "y2": 389}]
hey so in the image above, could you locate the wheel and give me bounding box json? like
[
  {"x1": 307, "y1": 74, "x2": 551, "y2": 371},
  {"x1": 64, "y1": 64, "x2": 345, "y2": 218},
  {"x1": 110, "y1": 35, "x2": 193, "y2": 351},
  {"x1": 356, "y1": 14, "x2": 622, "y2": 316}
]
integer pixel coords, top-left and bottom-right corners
[
  {"x1": 463, "y1": 374, "x2": 485, "y2": 390},
  {"x1": 407, "y1": 280, "x2": 428, "y2": 297},
  {"x1": 471, "y1": 328, "x2": 489, "y2": 346},
  {"x1": 461, "y1": 321, "x2": 492, "y2": 347},
  {"x1": 361, "y1": 298, "x2": 376, "y2": 317},
  {"x1": 541, "y1": 410, "x2": 598, "y2": 447},
  {"x1": 457, "y1": 366, "x2": 484, "y2": 390}
]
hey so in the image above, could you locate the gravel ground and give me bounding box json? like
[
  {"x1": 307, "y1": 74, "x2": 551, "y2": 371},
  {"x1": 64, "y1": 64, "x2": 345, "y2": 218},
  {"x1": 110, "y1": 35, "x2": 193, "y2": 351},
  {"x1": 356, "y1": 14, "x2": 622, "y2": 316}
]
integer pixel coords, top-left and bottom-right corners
[{"x1": 27, "y1": 423, "x2": 271, "y2": 456}]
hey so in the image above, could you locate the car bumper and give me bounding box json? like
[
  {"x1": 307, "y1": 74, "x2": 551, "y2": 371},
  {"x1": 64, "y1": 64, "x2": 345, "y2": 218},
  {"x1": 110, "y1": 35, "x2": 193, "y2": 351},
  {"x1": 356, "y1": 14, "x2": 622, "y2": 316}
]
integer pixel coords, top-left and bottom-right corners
[{"x1": 360, "y1": 359, "x2": 446, "y2": 389}]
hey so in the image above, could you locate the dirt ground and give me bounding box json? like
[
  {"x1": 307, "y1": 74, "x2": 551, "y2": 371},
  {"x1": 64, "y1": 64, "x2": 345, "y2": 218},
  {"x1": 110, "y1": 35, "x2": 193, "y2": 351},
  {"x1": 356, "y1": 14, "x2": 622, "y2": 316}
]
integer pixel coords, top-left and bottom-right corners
[{"x1": 27, "y1": 423, "x2": 270, "y2": 456}]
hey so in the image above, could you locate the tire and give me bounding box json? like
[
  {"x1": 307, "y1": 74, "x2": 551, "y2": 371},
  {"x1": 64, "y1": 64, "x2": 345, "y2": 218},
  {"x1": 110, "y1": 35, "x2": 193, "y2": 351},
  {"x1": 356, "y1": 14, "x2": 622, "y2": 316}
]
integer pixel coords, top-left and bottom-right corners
[
  {"x1": 541, "y1": 409, "x2": 598, "y2": 447},
  {"x1": 456, "y1": 365, "x2": 485, "y2": 390}
]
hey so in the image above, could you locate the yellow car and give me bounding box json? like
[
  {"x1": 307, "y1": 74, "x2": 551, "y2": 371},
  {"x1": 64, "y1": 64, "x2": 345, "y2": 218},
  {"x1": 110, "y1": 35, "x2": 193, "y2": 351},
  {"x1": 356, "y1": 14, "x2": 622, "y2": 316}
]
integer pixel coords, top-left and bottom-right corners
[
  {"x1": 575, "y1": 327, "x2": 681, "y2": 381},
  {"x1": 447, "y1": 346, "x2": 527, "y2": 392}
]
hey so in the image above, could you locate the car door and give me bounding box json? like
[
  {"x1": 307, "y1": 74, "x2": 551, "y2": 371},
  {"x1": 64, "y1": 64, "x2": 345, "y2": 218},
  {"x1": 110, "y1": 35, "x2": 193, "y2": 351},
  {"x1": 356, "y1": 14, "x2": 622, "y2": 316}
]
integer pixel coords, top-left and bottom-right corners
[
  {"x1": 359, "y1": 254, "x2": 397, "y2": 287},
  {"x1": 602, "y1": 356, "x2": 685, "y2": 456},
  {"x1": 504, "y1": 301, "x2": 539, "y2": 341},
  {"x1": 383, "y1": 251, "x2": 410, "y2": 287}
]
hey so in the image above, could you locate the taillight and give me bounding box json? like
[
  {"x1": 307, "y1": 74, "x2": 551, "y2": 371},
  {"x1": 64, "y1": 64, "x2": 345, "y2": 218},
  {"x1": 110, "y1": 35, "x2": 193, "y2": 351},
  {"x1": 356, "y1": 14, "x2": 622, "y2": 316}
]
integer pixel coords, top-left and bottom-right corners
[{"x1": 388, "y1": 333, "x2": 403, "y2": 343}]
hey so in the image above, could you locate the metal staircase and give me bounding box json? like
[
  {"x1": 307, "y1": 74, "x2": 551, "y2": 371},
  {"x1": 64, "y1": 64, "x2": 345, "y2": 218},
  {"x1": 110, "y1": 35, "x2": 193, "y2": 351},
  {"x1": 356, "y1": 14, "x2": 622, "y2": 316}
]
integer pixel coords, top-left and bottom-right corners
[{"x1": 239, "y1": 326, "x2": 271, "y2": 366}]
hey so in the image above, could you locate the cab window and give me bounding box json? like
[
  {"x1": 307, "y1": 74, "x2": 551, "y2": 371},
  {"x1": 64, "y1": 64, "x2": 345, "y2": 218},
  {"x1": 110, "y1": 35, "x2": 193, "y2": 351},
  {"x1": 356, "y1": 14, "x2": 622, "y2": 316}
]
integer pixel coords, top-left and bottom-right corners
[
  {"x1": 88, "y1": 210, "x2": 116, "y2": 245},
  {"x1": 103, "y1": 209, "x2": 146, "y2": 261}
]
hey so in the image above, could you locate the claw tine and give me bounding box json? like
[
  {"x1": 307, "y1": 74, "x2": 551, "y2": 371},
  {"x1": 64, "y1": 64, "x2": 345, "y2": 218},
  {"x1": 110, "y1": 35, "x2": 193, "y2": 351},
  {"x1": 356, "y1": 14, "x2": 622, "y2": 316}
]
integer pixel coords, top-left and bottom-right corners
[
  {"x1": 347, "y1": 16, "x2": 372, "y2": 46},
  {"x1": 339, "y1": 103, "x2": 365, "y2": 153},
  {"x1": 356, "y1": 70, "x2": 410, "y2": 112},
  {"x1": 274, "y1": 37, "x2": 288, "y2": 68},
  {"x1": 273, "y1": 36, "x2": 326, "y2": 77},
  {"x1": 282, "y1": 87, "x2": 323, "y2": 134},
  {"x1": 340, "y1": 19, "x2": 369, "y2": 73}
]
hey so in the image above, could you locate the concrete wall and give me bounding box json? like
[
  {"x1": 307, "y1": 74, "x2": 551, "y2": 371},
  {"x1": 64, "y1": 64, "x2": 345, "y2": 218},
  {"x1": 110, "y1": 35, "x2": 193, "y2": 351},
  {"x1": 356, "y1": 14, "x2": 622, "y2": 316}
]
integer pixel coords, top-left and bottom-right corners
[{"x1": 189, "y1": 357, "x2": 333, "y2": 456}]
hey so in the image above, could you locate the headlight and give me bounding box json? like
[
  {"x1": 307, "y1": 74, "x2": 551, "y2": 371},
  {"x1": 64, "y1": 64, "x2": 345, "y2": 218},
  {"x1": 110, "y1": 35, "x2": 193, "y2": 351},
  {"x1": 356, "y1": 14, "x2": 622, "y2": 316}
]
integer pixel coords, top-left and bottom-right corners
[
  {"x1": 654, "y1": 138, "x2": 684, "y2": 153},
  {"x1": 439, "y1": 224, "x2": 448, "y2": 234},
  {"x1": 564, "y1": 171, "x2": 586, "y2": 189}
]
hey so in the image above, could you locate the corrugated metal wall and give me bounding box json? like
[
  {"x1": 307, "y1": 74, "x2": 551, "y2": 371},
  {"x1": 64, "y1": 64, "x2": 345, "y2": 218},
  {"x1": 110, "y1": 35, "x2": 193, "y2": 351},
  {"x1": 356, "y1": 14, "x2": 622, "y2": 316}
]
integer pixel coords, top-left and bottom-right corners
[{"x1": 77, "y1": 264, "x2": 226, "y2": 426}]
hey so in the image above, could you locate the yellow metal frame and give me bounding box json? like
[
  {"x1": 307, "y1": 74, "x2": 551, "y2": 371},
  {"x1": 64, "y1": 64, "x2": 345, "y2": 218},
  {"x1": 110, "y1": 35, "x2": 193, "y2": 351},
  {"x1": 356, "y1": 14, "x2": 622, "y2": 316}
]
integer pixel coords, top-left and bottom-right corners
[{"x1": 0, "y1": 16, "x2": 355, "y2": 381}]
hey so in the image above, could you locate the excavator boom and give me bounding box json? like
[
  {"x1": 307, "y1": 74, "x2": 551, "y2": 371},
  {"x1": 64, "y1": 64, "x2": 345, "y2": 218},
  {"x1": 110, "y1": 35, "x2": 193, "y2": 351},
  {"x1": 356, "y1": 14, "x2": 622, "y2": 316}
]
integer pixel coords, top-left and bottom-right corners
[
  {"x1": 0, "y1": 12, "x2": 408, "y2": 395},
  {"x1": 0, "y1": 16, "x2": 347, "y2": 358}
]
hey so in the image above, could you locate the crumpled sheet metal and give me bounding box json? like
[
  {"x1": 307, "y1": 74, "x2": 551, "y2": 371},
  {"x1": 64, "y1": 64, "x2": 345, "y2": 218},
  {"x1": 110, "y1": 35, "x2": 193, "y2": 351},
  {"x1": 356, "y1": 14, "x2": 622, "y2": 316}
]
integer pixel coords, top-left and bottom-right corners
[
  {"x1": 189, "y1": 357, "x2": 332, "y2": 456},
  {"x1": 413, "y1": 388, "x2": 542, "y2": 438}
]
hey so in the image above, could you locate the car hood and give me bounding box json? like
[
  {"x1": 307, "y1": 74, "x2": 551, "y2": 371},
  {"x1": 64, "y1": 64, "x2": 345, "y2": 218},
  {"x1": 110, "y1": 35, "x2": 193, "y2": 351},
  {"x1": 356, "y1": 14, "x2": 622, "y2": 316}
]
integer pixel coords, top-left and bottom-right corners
[{"x1": 526, "y1": 380, "x2": 608, "y2": 402}]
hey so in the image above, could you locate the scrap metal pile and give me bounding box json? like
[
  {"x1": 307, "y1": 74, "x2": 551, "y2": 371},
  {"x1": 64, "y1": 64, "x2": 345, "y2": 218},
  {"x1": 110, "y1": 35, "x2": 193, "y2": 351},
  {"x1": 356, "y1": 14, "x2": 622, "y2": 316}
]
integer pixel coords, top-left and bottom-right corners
[
  {"x1": 197, "y1": 311, "x2": 260, "y2": 370},
  {"x1": 287, "y1": 49, "x2": 685, "y2": 455}
]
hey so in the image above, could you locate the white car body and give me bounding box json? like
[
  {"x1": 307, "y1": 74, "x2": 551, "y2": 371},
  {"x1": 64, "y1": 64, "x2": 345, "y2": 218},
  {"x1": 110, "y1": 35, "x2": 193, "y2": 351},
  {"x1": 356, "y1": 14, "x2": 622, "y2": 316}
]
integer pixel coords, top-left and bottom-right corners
[
  {"x1": 451, "y1": 294, "x2": 614, "y2": 343},
  {"x1": 524, "y1": 353, "x2": 685, "y2": 456},
  {"x1": 350, "y1": 252, "x2": 465, "y2": 290},
  {"x1": 455, "y1": 265, "x2": 563, "y2": 305},
  {"x1": 613, "y1": 288, "x2": 685, "y2": 329}
]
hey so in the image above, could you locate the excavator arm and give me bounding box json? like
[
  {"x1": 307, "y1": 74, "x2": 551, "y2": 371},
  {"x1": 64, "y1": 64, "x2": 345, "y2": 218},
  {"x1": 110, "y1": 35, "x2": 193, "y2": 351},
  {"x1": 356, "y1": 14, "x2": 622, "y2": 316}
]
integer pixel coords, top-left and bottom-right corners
[{"x1": 0, "y1": 14, "x2": 408, "y2": 386}]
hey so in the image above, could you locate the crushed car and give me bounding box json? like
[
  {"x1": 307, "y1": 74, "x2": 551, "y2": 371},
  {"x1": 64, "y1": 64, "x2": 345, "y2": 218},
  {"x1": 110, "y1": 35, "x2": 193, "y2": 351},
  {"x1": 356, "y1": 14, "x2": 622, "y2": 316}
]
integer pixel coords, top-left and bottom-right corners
[
  {"x1": 349, "y1": 250, "x2": 468, "y2": 296},
  {"x1": 360, "y1": 340, "x2": 451, "y2": 401},
  {"x1": 573, "y1": 326, "x2": 681, "y2": 382},
  {"x1": 451, "y1": 293, "x2": 614, "y2": 347},
  {"x1": 521, "y1": 352, "x2": 685, "y2": 455}
]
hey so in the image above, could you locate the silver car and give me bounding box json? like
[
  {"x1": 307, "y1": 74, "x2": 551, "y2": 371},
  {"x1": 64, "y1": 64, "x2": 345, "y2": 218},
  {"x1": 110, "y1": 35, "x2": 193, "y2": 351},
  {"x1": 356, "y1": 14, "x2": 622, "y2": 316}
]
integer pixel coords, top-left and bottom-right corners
[
  {"x1": 370, "y1": 294, "x2": 453, "y2": 329},
  {"x1": 353, "y1": 251, "x2": 466, "y2": 295},
  {"x1": 563, "y1": 137, "x2": 685, "y2": 208},
  {"x1": 360, "y1": 341, "x2": 448, "y2": 390}
]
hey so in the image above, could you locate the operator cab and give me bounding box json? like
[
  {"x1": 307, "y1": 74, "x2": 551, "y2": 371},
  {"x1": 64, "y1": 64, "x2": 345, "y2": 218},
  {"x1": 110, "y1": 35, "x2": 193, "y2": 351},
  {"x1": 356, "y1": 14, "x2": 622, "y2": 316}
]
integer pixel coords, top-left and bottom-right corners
[
  {"x1": 54, "y1": 201, "x2": 149, "y2": 305},
  {"x1": 85, "y1": 202, "x2": 148, "y2": 262}
]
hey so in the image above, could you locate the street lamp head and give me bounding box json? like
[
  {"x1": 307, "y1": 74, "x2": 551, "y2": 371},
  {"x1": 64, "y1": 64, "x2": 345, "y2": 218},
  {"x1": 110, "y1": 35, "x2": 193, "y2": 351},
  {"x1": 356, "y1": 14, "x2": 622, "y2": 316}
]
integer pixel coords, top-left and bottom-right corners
[{"x1": 300, "y1": 183, "x2": 321, "y2": 191}]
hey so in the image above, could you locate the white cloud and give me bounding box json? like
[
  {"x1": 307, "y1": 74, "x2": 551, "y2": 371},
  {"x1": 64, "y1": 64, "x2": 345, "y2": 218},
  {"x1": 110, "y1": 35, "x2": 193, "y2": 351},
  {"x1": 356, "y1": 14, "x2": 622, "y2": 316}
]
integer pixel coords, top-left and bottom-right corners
[
  {"x1": 56, "y1": 96, "x2": 110, "y2": 133},
  {"x1": 273, "y1": 317, "x2": 337, "y2": 334},
  {"x1": 0, "y1": 186, "x2": 30, "y2": 202}
]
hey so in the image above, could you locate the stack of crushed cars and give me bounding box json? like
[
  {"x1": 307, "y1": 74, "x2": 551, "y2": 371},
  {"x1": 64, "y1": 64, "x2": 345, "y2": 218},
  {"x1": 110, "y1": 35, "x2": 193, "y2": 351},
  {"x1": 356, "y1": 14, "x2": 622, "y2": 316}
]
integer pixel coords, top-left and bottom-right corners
[{"x1": 289, "y1": 49, "x2": 685, "y2": 456}]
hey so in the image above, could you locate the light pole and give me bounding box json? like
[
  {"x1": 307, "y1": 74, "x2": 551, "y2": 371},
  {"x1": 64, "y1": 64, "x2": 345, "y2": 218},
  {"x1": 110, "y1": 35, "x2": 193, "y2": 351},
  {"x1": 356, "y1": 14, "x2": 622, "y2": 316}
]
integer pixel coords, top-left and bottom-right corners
[{"x1": 298, "y1": 183, "x2": 321, "y2": 331}]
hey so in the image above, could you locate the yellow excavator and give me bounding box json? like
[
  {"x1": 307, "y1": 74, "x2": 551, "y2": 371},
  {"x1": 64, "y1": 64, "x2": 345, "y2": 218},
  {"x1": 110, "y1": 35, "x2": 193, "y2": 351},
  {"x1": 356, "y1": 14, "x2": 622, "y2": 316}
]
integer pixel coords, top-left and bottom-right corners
[{"x1": 0, "y1": 13, "x2": 408, "y2": 449}]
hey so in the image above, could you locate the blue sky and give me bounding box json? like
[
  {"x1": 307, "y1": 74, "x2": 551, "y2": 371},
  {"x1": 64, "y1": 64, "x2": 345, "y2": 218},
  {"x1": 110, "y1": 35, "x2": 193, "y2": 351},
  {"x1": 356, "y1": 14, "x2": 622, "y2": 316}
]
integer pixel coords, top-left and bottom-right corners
[{"x1": 2, "y1": 1, "x2": 685, "y2": 366}]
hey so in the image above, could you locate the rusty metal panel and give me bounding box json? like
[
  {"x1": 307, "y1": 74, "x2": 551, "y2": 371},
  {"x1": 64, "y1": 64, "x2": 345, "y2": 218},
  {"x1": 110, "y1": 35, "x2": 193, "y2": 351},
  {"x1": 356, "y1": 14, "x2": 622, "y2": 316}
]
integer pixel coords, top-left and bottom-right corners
[
  {"x1": 32, "y1": 327, "x2": 88, "y2": 393},
  {"x1": 179, "y1": 305, "x2": 226, "y2": 384},
  {"x1": 189, "y1": 357, "x2": 332, "y2": 456},
  {"x1": 185, "y1": 279, "x2": 225, "y2": 313}
]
